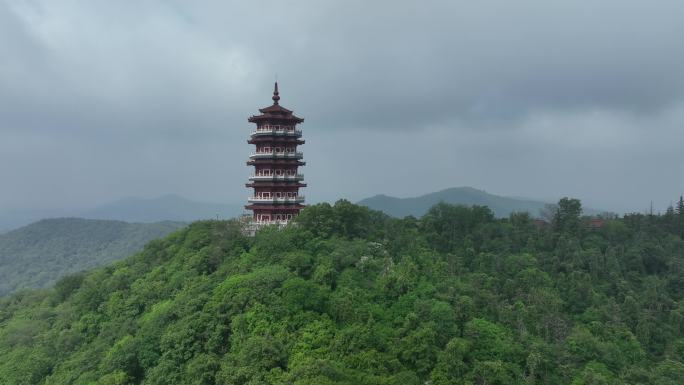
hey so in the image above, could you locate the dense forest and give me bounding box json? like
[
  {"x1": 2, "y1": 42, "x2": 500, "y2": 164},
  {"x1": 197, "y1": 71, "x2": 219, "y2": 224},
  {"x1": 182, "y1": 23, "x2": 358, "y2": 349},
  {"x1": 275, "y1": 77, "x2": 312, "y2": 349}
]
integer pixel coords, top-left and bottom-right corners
[
  {"x1": 0, "y1": 198, "x2": 683, "y2": 384},
  {"x1": 0, "y1": 218, "x2": 186, "y2": 296}
]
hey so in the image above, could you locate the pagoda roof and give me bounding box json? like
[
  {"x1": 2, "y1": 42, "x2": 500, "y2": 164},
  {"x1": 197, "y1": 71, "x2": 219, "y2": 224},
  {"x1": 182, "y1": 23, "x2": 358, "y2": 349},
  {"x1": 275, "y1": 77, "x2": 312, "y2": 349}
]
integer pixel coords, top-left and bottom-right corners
[{"x1": 248, "y1": 82, "x2": 304, "y2": 123}]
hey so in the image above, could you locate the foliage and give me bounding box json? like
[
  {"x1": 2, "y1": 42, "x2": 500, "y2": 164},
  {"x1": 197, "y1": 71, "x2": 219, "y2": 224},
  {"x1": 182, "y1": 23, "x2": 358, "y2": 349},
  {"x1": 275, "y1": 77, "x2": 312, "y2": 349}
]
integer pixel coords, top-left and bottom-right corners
[{"x1": 0, "y1": 199, "x2": 683, "y2": 384}]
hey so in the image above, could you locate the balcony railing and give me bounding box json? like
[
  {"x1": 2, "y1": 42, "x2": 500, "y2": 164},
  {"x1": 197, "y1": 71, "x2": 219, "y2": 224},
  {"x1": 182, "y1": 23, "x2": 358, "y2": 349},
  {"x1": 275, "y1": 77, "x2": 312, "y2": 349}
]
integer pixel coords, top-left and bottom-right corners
[
  {"x1": 249, "y1": 174, "x2": 304, "y2": 181},
  {"x1": 253, "y1": 220, "x2": 290, "y2": 228},
  {"x1": 243, "y1": 219, "x2": 290, "y2": 235},
  {"x1": 251, "y1": 129, "x2": 302, "y2": 137},
  {"x1": 249, "y1": 151, "x2": 303, "y2": 159},
  {"x1": 248, "y1": 196, "x2": 305, "y2": 203}
]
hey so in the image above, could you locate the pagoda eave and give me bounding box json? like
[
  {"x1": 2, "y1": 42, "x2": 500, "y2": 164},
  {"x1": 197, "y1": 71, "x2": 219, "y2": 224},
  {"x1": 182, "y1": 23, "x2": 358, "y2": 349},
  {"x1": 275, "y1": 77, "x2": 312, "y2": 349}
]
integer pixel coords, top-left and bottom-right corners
[
  {"x1": 248, "y1": 138, "x2": 305, "y2": 145},
  {"x1": 248, "y1": 115, "x2": 304, "y2": 124},
  {"x1": 246, "y1": 182, "x2": 307, "y2": 188},
  {"x1": 245, "y1": 204, "x2": 306, "y2": 211},
  {"x1": 247, "y1": 159, "x2": 305, "y2": 166}
]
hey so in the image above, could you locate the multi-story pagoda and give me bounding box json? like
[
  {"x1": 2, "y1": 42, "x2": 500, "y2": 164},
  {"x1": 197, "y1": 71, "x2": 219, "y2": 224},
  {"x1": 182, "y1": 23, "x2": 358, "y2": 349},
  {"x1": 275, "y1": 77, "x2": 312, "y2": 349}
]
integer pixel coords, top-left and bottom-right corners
[{"x1": 245, "y1": 82, "x2": 305, "y2": 227}]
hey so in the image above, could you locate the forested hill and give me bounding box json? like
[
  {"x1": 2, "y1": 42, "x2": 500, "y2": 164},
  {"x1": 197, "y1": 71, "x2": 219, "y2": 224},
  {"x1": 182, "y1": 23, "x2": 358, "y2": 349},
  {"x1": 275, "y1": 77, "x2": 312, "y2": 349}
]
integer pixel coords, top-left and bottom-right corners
[
  {"x1": 0, "y1": 218, "x2": 186, "y2": 296},
  {"x1": 358, "y1": 187, "x2": 553, "y2": 218},
  {"x1": 1, "y1": 200, "x2": 684, "y2": 384}
]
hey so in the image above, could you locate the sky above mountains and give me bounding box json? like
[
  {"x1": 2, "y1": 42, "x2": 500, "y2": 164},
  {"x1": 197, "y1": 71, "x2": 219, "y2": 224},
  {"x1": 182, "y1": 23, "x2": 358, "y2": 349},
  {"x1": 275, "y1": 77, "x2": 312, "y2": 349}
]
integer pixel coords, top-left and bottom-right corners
[{"x1": 1, "y1": 1, "x2": 683, "y2": 214}]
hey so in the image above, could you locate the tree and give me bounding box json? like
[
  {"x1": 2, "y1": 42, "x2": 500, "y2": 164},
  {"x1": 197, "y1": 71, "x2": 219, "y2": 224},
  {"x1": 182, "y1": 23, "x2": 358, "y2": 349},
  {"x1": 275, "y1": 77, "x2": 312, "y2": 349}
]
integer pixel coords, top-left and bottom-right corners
[
  {"x1": 675, "y1": 196, "x2": 684, "y2": 238},
  {"x1": 419, "y1": 203, "x2": 494, "y2": 253},
  {"x1": 539, "y1": 203, "x2": 558, "y2": 224},
  {"x1": 553, "y1": 198, "x2": 582, "y2": 234}
]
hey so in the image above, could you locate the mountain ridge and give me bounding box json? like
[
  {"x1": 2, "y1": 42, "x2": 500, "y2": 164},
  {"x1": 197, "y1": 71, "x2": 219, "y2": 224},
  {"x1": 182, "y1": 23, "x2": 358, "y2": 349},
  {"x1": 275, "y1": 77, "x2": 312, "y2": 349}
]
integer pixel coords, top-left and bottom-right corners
[
  {"x1": 0, "y1": 195, "x2": 242, "y2": 233},
  {"x1": 358, "y1": 186, "x2": 552, "y2": 218}
]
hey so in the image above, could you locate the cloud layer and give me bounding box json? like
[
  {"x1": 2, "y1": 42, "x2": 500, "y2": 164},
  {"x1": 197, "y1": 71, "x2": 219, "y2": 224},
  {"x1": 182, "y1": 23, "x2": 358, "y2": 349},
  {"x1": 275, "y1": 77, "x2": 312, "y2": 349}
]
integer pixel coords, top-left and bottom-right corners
[{"x1": 1, "y1": 0, "x2": 683, "y2": 213}]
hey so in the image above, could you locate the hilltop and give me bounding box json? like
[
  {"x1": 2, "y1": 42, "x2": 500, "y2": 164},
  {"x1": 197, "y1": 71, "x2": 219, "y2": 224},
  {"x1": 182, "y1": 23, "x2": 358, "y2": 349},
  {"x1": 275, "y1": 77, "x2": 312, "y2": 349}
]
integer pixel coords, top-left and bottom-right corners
[
  {"x1": 0, "y1": 199, "x2": 682, "y2": 384},
  {"x1": 0, "y1": 218, "x2": 186, "y2": 296},
  {"x1": 359, "y1": 187, "x2": 595, "y2": 218}
]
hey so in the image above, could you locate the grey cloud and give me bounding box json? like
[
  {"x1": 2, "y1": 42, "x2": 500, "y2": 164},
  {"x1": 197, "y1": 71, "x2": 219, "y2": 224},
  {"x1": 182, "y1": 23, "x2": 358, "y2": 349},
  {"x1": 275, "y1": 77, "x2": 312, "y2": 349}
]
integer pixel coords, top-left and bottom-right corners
[
  {"x1": 0, "y1": 0, "x2": 682, "y2": 213},
  {"x1": 5, "y1": 1, "x2": 684, "y2": 134}
]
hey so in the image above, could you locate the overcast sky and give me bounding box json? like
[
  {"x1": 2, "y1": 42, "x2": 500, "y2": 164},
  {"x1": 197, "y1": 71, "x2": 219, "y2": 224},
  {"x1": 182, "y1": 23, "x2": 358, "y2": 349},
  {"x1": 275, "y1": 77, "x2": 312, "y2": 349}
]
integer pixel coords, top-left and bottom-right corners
[{"x1": 1, "y1": 0, "x2": 683, "y2": 214}]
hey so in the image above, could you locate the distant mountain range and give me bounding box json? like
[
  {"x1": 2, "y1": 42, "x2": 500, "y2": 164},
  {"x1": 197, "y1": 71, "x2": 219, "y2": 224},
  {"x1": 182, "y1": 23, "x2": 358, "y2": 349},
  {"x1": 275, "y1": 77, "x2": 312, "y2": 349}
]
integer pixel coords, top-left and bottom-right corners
[
  {"x1": 0, "y1": 218, "x2": 186, "y2": 296},
  {"x1": 79, "y1": 195, "x2": 243, "y2": 223},
  {"x1": 0, "y1": 195, "x2": 243, "y2": 233},
  {"x1": 0, "y1": 188, "x2": 601, "y2": 234},
  {"x1": 358, "y1": 187, "x2": 572, "y2": 218}
]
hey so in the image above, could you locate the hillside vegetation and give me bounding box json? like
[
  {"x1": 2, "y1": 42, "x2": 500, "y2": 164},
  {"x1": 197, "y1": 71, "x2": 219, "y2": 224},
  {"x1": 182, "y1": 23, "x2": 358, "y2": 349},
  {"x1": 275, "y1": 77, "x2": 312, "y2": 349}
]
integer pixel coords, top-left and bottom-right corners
[
  {"x1": 0, "y1": 218, "x2": 186, "y2": 296},
  {"x1": 0, "y1": 199, "x2": 683, "y2": 384}
]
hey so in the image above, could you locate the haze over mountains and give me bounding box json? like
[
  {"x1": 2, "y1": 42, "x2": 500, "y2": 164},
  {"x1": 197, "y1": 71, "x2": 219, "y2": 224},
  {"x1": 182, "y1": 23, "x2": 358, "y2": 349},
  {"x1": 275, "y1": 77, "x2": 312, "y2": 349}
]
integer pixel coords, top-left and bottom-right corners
[
  {"x1": 0, "y1": 195, "x2": 243, "y2": 233},
  {"x1": 358, "y1": 187, "x2": 603, "y2": 218},
  {"x1": 1, "y1": 187, "x2": 608, "y2": 234},
  {"x1": 0, "y1": 218, "x2": 186, "y2": 296}
]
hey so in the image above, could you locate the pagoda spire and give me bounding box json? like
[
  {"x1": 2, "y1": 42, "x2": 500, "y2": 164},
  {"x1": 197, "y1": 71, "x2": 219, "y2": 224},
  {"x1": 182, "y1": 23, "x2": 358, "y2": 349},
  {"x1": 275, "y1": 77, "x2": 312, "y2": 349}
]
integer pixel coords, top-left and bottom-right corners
[{"x1": 272, "y1": 82, "x2": 280, "y2": 104}]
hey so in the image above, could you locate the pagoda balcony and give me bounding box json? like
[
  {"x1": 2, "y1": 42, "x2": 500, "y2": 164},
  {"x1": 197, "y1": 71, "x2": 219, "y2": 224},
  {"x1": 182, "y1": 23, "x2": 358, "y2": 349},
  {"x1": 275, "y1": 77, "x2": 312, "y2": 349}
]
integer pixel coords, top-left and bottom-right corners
[
  {"x1": 251, "y1": 220, "x2": 291, "y2": 229},
  {"x1": 249, "y1": 173, "x2": 304, "y2": 181},
  {"x1": 248, "y1": 196, "x2": 305, "y2": 203},
  {"x1": 249, "y1": 151, "x2": 304, "y2": 159},
  {"x1": 251, "y1": 128, "x2": 302, "y2": 138}
]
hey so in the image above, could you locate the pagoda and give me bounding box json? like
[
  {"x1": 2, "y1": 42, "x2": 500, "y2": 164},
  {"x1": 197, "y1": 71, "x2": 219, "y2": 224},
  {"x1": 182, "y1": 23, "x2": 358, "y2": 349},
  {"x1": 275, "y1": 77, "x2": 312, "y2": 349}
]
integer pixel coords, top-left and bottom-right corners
[{"x1": 245, "y1": 82, "x2": 306, "y2": 227}]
